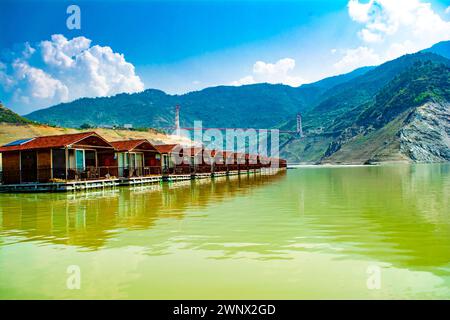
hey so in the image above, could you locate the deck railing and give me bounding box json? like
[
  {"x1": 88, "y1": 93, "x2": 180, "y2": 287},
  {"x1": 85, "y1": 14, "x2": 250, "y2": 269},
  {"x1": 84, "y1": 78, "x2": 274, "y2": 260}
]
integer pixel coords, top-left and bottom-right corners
[
  {"x1": 0, "y1": 163, "x2": 279, "y2": 185},
  {"x1": 0, "y1": 166, "x2": 162, "y2": 184}
]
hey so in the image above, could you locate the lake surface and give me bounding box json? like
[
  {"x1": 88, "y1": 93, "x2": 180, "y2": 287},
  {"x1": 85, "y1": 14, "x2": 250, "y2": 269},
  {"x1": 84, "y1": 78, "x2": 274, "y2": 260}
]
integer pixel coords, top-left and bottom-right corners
[{"x1": 0, "y1": 164, "x2": 449, "y2": 299}]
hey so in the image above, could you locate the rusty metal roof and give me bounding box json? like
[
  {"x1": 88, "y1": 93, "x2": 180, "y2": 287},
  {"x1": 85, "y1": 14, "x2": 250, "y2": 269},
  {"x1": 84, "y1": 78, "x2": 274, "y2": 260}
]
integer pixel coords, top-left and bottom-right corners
[
  {"x1": 0, "y1": 132, "x2": 112, "y2": 152},
  {"x1": 110, "y1": 139, "x2": 156, "y2": 152},
  {"x1": 154, "y1": 144, "x2": 179, "y2": 154}
]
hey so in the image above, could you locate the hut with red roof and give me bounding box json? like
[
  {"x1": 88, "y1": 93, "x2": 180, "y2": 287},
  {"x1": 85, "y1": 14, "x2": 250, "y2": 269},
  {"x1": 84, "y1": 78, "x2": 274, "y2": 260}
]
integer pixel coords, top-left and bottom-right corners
[
  {"x1": 0, "y1": 132, "x2": 114, "y2": 184},
  {"x1": 109, "y1": 139, "x2": 160, "y2": 177}
]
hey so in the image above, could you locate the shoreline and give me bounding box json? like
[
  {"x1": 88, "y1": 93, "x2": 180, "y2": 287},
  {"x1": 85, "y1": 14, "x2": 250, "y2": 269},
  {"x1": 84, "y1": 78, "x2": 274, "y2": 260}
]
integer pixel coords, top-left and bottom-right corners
[{"x1": 287, "y1": 161, "x2": 449, "y2": 168}]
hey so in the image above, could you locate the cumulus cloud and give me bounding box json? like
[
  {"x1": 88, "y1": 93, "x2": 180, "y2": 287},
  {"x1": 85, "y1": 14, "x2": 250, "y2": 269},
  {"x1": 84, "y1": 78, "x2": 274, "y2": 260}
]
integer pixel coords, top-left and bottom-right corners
[
  {"x1": 348, "y1": 0, "x2": 374, "y2": 23},
  {"x1": 335, "y1": 0, "x2": 450, "y2": 73},
  {"x1": 232, "y1": 58, "x2": 305, "y2": 87},
  {"x1": 334, "y1": 46, "x2": 382, "y2": 73},
  {"x1": 10, "y1": 60, "x2": 69, "y2": 106},
  {"x1": 0, "y1": 34, "x2": 144, "y2": 114}
]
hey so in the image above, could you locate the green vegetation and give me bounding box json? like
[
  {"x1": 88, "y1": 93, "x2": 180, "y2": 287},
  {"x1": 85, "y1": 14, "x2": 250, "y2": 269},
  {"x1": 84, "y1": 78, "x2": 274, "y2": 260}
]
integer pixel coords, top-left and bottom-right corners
[
  {"x1": 0, "y1": 103, "x2": 32, "y2": 124},
  {"x1": 357, "y1": 61, "x2": 450, "y2": 128},
  {"x1": 21, "y1": 41, "x2": 450, "y2": 163},
  {"x1": 79, "y1": 123, "x2": 94, "y2": 129},
  {"x1": 24, "y1": 68, "x2": 371, "y2": 130}
]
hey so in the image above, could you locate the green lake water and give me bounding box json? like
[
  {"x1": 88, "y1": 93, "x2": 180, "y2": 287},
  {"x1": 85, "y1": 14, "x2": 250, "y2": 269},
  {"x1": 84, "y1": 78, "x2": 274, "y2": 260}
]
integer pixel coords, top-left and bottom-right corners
[{"x1": 0, "y1": 164, "x2": 449, "y2": 299}]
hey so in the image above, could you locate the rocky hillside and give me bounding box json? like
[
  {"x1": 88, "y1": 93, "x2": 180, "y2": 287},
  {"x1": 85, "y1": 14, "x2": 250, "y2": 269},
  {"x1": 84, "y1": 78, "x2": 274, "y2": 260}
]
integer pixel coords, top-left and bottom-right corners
[
  {"x1": 399, "y1": 101, "x2": 450, "y2": 162},
  {"x1": 311, "y1": 61, "x2": 450, "y2": 164},
  {"x1": 20, "y1": 42, "x2": 450, "y2": 164}
]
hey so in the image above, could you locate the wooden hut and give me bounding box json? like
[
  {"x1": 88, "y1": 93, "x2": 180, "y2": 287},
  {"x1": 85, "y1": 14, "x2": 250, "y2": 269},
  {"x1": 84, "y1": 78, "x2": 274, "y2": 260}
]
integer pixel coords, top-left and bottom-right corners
[
  {"x1": 0, "y1": 132, "x2": 114, "y2": 184},
  {"x1": 110, "y1": 139, "x2": 161, "y2": 177},
  {"x1": 154, "y1": 144, "x2": 179, "y2": 174}
]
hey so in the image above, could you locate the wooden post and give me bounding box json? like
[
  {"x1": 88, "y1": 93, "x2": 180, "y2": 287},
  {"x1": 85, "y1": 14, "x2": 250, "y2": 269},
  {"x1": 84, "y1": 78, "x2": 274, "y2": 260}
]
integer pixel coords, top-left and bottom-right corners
[
  {"x1": 19, "y1": 151, "x2": 22, "y2": 184},
  {"x1": 65, "y1": 147, "x2": 68, "y2": 181}
]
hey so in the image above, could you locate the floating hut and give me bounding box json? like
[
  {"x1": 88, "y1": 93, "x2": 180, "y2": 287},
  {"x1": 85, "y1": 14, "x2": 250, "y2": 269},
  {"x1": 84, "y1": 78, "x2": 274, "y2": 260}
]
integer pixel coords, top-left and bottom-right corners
[
  {"x1": 0, "y1": 132, "x2": 114, "y2": 185},
  {"x1": 0, "y1": 132, "x2": 286, "y2": 192}
]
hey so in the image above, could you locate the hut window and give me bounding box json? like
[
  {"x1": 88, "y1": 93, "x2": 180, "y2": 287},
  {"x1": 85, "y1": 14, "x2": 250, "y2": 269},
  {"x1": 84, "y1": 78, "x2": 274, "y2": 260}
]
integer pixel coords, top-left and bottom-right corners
[
  {"x1": 75, "y1": 150, "x2": 85, "y2": 170},
  {"x1": 85, "y1": 150, "x2": 96, "y2": 167}
]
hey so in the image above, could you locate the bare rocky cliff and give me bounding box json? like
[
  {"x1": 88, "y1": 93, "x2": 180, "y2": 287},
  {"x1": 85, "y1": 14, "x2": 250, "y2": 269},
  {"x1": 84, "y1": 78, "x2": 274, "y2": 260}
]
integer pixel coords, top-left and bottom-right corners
[
  {"x1": 400, "y1": 101, "x2": 450, "y2": 162},
  {"x1": 317, "y1": 101, "x2": 450, "y2": 164}
]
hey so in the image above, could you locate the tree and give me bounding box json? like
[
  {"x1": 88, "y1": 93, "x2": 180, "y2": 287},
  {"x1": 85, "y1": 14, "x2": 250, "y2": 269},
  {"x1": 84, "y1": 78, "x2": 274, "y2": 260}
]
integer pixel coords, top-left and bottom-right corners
[{"x1": 80, "y1": 123, "x2": 93, "y2": 129}]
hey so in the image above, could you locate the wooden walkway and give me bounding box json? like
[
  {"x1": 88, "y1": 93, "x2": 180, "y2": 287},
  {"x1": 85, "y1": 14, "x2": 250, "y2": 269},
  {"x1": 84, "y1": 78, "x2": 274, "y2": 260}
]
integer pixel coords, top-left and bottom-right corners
[{"x1": 0, "y1": 168, "x2": 285, "y2": 193}]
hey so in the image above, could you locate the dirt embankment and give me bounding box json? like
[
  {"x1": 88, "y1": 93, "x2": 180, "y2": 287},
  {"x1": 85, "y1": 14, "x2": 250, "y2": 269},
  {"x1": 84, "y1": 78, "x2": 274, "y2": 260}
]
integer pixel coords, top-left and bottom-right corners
[{"x1": 0, "y1": 123, "x2": 188, "y2": 146}]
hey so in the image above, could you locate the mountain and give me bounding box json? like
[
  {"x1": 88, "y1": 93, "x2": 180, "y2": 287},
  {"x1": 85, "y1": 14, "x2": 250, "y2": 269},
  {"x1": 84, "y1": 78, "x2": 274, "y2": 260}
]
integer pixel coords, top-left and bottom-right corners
[
  {"x1": 283, "y1": 58, "x2": 450, "y2": 164},
  {"x1": 305, "y1": 52, "x2": 450, "y2": 130},
  {"x1": 0, "y1": 103, "x2": 31, "y2": 124},
  {"x1": 424, "y1": 40, "x2": 450, "y2": 59},
  {"x1": 23, "y1": 44, "x2": 450, "y2": 164},
  {"x1": 25, "y1": 64, "x2": 371, "y2": 130},
  {"x1": 26, "y1": 84, "x2": 305, "y2": 129},
  {"x1": 301, "y1": 66, "x2": 375, "y2": 91}
]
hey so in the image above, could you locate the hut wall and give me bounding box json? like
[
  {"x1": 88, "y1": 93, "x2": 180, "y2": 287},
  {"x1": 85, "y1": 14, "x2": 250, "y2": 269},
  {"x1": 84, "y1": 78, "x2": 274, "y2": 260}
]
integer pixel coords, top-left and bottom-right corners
[
  {"x1": 145, "y1": 153, "x2": 160, "y2": 167},
  {"x1": 37, "y1": 149, "x2": 52, "y2": 182},
  {"x1": 98, "y1": 151, "x2": 117, "y2": 177},
  {"x1": 2, "y1": 152, "x2": 20, "y2": 184}
]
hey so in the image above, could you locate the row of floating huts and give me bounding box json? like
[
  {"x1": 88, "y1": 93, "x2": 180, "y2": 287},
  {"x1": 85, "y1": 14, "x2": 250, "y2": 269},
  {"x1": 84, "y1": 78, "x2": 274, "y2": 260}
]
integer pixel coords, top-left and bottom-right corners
[{"x1": 0, "y1": 131, "x2": 286, "y2": 192}]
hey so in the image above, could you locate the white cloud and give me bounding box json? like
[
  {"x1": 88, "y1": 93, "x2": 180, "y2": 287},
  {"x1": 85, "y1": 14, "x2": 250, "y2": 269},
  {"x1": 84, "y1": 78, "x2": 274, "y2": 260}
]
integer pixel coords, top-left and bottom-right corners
[
  {"x1": 41, "y1": 34, "x2": 91, "y2": 68},
  {"x1": 11, "y1": 60, "x2": 69, "y2": 106},
  {"x1": 335, "y1": 0, "x2": 450, "y2": 73},
  {"x1": 0, "y1": 62, "x2": 14, "y2": 90},
  {"x1": 446, "y1": 6, "x2": 450, "y2": 15},
  {"x1": 232, "y1": 58, "x2": 306, "y2": 87},
  {"x1": 348, "y1": 0, "x2": 374, "y2": 23},
  {"x1": 232, "y1": 75, "x2": 256, "y2": 86},
  {"x1": 334, "y1": 46, "x2": 382, "y2": 73},
  {"x1": 350, "y1": 0, "x2": 450, "y2": 48},
  {"x1": 0, "y1": 34, "x2": 144, "y2": 113},
  {"x1": 359, "y1": 28, "x2": 383, "y2": 43}
]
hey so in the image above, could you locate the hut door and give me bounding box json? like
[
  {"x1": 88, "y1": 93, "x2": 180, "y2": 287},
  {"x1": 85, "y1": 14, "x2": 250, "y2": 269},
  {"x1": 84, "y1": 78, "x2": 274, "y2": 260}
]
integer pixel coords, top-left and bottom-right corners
[
  {"x1": 118, "y1": 153, "x2": 124, "y2": 177},
  {"x1": 135, "y1": 153, "x2": 143, "y2": 176},
  {"x1": 162, "y1": 154, "x2": 169, "y2": 171},
  {"x1": 52, "y1": 149, "x2": 66, "y2": 179},
  {"x1": 75, "y1": 150, "x2": 85, "y2": 171},
  {"x1": 21, "y1": 151, "x2": 37, "y2": 183}
]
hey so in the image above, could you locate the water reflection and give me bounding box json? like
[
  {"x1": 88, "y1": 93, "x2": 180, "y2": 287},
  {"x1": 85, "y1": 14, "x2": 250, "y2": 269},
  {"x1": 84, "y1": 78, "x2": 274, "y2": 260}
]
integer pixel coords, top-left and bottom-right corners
[
  {"x1": 202, "y1": 164, "x2": 450, "y2": 273},
  {"x1": 0, "y1": 173, "x2": 286, "y2": 250},
  {"x1": 1, "y1": 164, "x2": 449, "y2": 278}
]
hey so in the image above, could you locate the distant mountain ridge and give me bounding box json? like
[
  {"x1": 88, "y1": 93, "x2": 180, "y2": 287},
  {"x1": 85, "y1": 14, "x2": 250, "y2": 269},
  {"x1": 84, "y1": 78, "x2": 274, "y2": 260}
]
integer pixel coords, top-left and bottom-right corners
[
  {"x1": 423, "y1": 40, "x2": 450, "y2": 59},
  {"x1": 282, "y1": 53, "x2": 450, "y2": 164},
  {"x1": 23, "y1": 41, "x2": 450, "y2": 163},
  {"x1": 25, "y1": 66, "x2": 372, "y2": 130}
]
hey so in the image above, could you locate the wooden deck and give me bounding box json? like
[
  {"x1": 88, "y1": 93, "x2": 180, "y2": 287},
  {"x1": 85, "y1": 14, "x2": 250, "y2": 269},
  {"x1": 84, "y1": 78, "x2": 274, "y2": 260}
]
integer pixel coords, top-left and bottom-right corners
[
  {"x1": 0, "y1": 178, "x2": 121, "y2": 192},
  {"x1": 0, "y1": 168, "x2": 286, "y2": 193},
  {"x1": 119, "y1": 175, "x2": 163, "y2": 186}
]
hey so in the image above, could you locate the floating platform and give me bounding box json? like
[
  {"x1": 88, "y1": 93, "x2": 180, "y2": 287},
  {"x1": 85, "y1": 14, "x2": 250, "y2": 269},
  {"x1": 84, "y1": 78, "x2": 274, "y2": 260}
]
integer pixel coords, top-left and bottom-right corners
[
  {"x1": 193, "y1": 173, "x2": 212, "y2": 179},
  {"x1": 119, "y1": 175, "x2": 163, "y2": 186},
  {"x1": 0, "y1": 168, "x2": 286, "y2": 193},
  {"x1": 212, "y1": 171, "x2": 227, "y2": 178},
  {"x1": 163, "y1": 174, "x2": 192, "y2": 182},
  {"x1": 0, "y1": 178, "x2": 121, "y2": 193}
]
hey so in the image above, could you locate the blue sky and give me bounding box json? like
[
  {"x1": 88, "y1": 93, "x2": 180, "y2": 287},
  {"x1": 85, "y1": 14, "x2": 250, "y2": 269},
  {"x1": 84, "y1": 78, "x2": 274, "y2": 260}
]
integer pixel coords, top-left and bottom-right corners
[{"x1": 1, "y1": 0, "x2": 450, "y2": 114}]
